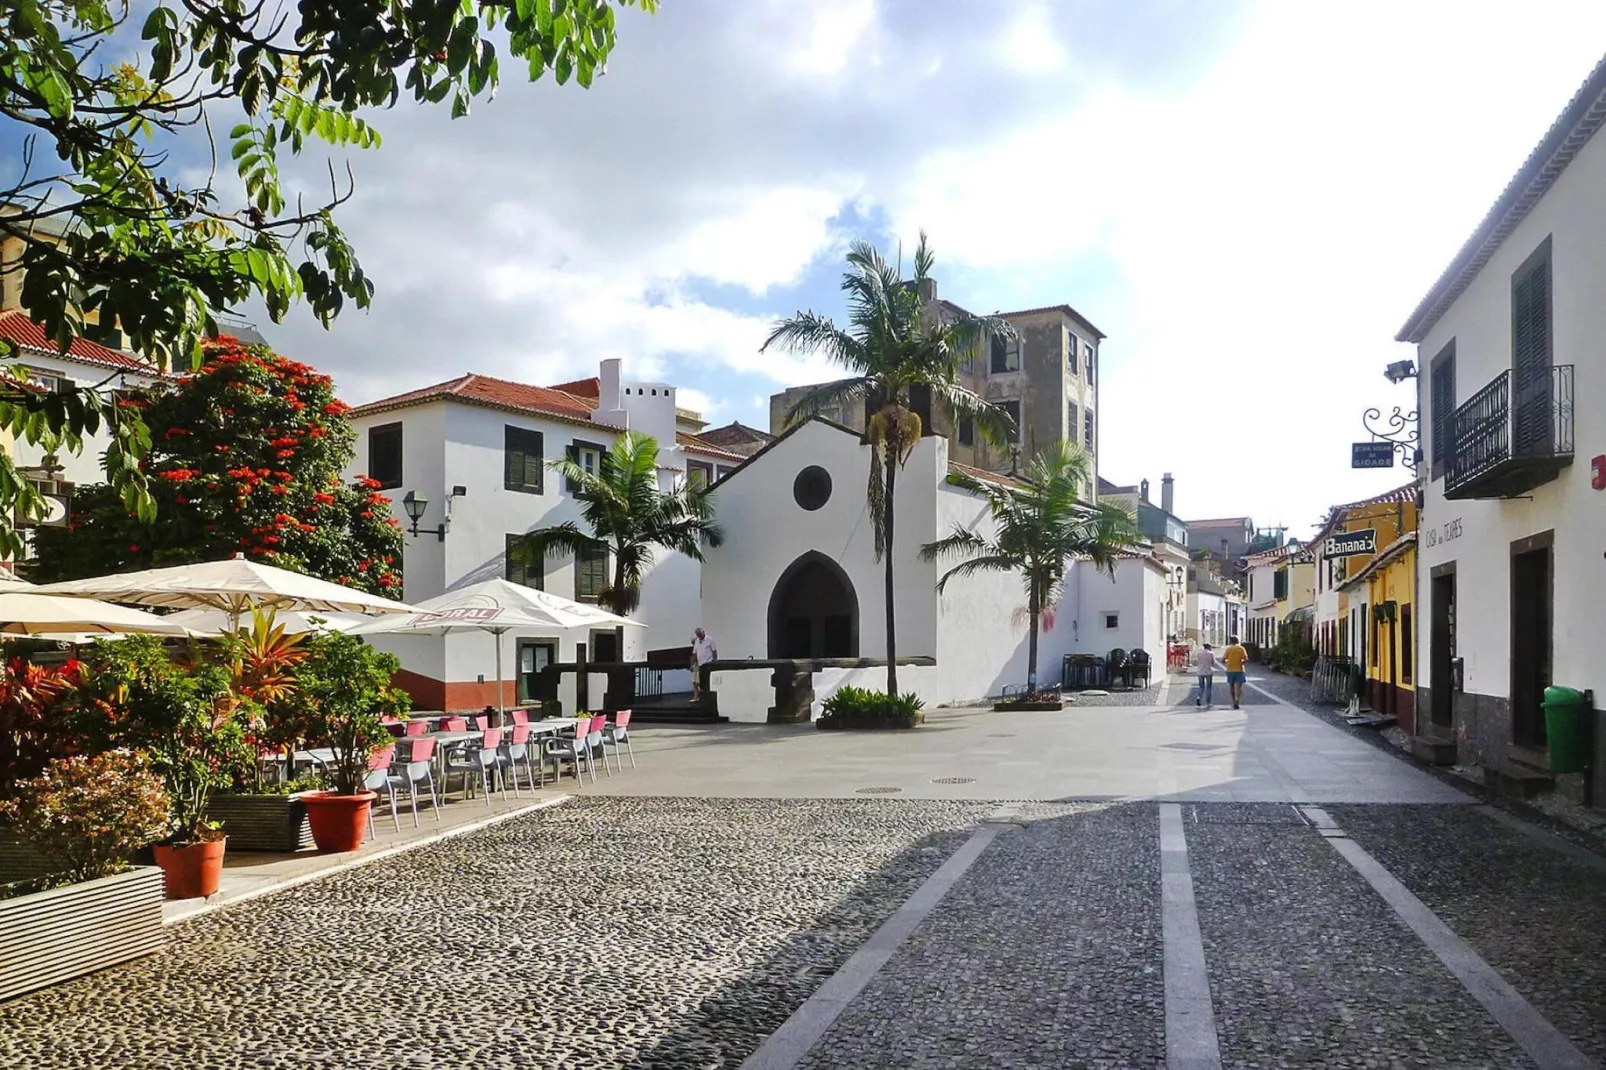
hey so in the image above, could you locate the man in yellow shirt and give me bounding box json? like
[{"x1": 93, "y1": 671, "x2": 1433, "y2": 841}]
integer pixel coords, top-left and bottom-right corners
[{"x1": 1222, "y1": 634, "x2": 1249, "y2": 709}]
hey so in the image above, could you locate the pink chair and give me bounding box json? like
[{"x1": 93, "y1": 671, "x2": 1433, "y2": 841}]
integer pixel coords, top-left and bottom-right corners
[
  {"x1": 396, "y1": 737, "x2": 441, "y2": 825},
  {"x1": 498, "y1": 723, "x2": 538, "y2": 795},
  {"x1": 542, "y1": 718, "x2": 593, "y2": 785},
  {"x1": 441, "y1": 716, "x2": 467, "y2": 732},
  {"x1": 603, "y1": 710, "x2": 635, "y2": 769},
  {"x1": 510, "y1": 709, "x2": 529, "y2": 726},
  {"x1": 363, "y1": 744, "x2": 400, "y2": 836},
  {"x1": 585, "y1": 715, "x2": 611, "y2": 778},
  {"x1": 445, "y1": 728, "x2": 505, "y2": 805},
  {"x1": 472, "y1": 714, "x2": 490, "y2": 731},
  {"x1": 404, "y1": 719, "x2": 430, "y2": 737}
]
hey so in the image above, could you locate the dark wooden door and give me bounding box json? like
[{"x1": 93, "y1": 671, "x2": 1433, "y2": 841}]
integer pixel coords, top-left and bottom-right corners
[
  {"x1": 1510, "y1": 547, "x2": 1552, "y2": 746},
  {"x1": 1431, "y1": 573, "x2": 1455, "y2": 728}
]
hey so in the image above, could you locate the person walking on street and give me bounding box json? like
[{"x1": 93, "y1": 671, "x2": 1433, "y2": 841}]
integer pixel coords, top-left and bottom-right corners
[
  {"x1": 1194, "y1": 643, "x2": 1220, "y2": 708},
  {"x1": 1223, "y1": 634, "x2": 1249, "y2": 709},
  {"x1": 690, "y1": 627, "x2": 718, "y2": 701}
]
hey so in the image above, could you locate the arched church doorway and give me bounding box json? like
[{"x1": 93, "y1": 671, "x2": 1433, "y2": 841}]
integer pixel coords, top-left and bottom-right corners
[{"x1": 767, "y1": 551, "x2": 859, "y2": 659}]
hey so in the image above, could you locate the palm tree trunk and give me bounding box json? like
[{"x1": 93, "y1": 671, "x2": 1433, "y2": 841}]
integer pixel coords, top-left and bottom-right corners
[
  {"x1": 1027, "y1": 579, "x2": 1040, "y2": 690},
  {"x1": 884, "y1": 448, "x2": 898, "y2": 695}
]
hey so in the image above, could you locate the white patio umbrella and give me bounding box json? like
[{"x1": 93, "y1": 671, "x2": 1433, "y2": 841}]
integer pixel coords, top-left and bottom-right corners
[
  {"x1": 0, "y1": 591, "x2": 189, "y2": 636},
  {"x1": 33, "y1": 557, "x2": 414, "y2": 627},
  {"x1": 161, "y1": 606, "x2": 369, "y2": 636},
  {"x1": 346, "y1": 578, "x2": 642, "y2": 716}
]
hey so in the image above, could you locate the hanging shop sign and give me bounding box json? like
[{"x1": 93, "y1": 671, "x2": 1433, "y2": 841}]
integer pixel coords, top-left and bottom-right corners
[{"x1": 1324, "y1": 528, "x2": 1377, "y2": 558}]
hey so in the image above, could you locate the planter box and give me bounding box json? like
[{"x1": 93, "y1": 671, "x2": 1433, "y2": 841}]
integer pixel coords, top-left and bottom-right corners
[
  {"x1": 207, "y1": 794, "x2": 312, "y2": 853},
  {"x1": 0, "y1": 833, "x2": 62, "y2": 885},
  {"x1": 0, "y1": 866, "x2": 164, "y2": 1002},
  {"x1": 992, "y1": 700, "x2": 1065, "y2": 712}
]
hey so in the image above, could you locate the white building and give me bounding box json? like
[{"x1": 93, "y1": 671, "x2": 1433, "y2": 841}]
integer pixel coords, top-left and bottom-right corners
[
  {"x1": 346, "y1": 358, "x2": 746, "y2": 712},
  {"x1": 699, "y1": 419, "x2": 1166, "y2": 721},
  {"x1": 1396, "y1": 53, "x2": 1606, "y2": 787},
  {"x1": 0, "y1": 311, "x2": 172, "y2": 558}
]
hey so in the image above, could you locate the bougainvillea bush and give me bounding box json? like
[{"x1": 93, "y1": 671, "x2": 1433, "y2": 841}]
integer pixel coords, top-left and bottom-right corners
[
  {"x1": 0, "y1": 750, "x2": 172, "y2": 886},
  {"x1": 0, "y1": 659, "x2": 85, "y2": 800},
  {"x1": 33, "y1": 337, "x2": 404, "y2": 596}
]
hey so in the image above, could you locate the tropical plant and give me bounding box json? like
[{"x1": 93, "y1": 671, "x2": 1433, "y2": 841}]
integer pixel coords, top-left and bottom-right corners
[
  {"x1": 762, "y1": 233, "x2": 1014, "y2": 693},
  {"x1": 32, "y1": 338, "x2": 404, "y2": 594},
  {"x1": 292, "y1": 631, "x2": 408, "y2": 797},
  {"x1": 0, "y1": 751, "x2": 172, "y2": 885},
  {"x1": 74, "y1": 636, "x2": 248, "y2": 842},
  {"x1": 920, "y1": 442, "x2": 1145, "y2": 689},
  {"x1": 0, "y1": 658, "x2": 84, "y2": 800},
  {"x1": 0, "y1": 0, "x2": 654, "y2": 557},
  {"x1": 816, "y1": 686, "x2": 925, "y2": 731},
  {"x1": 512, "y1": 431, "x2": 723, "y2": 616}
]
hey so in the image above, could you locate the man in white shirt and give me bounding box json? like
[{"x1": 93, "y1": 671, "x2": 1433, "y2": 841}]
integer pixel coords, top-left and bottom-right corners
[
  {"x1": 691, "y1": 627, "x2": 718, "y2": 699},
  {"x1": 1194, "y1": 644, "x2": 1220, "y2": 708}
]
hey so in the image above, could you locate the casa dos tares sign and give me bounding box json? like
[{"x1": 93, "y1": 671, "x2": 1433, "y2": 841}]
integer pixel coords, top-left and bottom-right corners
[{"x1": 1324, "y1": 528, "x2": 1377, "y2": 558}]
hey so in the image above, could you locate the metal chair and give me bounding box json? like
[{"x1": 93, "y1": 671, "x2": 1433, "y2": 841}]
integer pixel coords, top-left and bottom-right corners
[
  {"x1": 543, "y1": 720, "x2": 594, "y2": 785},
  {"x1": 363, "y1": 744, "x2": 401, "y2": 837},
  {"x1": 397, "y1": 737, "x2": 441, "y2": 826},
  {"x1": 1127, "y1": 649, "x2": 1152, "y2": 689},
  {"x1": 498, "y1": 723, "x2": 538, "y2": 795}
]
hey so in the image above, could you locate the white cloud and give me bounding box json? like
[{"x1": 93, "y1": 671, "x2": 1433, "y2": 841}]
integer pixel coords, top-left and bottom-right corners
[{"x1": 997, "y1": 4, "x2": 1068, "y2": 75}]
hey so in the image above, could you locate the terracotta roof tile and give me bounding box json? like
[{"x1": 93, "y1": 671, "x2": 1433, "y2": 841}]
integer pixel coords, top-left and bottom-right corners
[
  {"x1": 547, "y1": 376, "x2": 600, "y2": 398},
  {"x1": 351, "y1": 373, "x2": 612, "y2": 429},
  {"x1": 676, "y1": 431, "x2": 749, "y2": 462},
  {"x1": 948, "y1": 461, "x2": 1028, "y2": 489},
  {"x1": 0, "y1": 311, "x2": 155, "y2": 373}
]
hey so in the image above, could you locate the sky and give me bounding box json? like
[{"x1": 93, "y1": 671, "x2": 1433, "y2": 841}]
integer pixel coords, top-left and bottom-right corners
[{"x1": 238, "y1": 1, "x2": 1606, "y2": 539}]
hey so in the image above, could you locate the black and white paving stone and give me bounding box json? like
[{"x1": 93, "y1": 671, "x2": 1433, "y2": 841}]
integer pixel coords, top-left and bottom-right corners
[{"x1": 0, "y1": 798, "x2": 990, "y2": 1070}]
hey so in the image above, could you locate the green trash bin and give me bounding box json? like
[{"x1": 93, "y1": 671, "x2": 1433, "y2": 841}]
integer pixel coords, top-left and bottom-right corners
[{"x1": 1542, "y1": 685, "x2": 1590, "y2": 774}]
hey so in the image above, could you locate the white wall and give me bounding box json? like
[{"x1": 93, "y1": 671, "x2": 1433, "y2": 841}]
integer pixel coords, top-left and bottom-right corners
[
  {"x1": 10, "y1": 355, "x2": 161, "y2": 489},
  {"x1": 1068, "y1": 558, "x2": 1165, "y2": 659},
  {"x1": 1413, "y1": 116, "x2": 1606, "y2": 705},
  {"x1": 349, "y1": 401, "x2": 447, "y2": 605}
]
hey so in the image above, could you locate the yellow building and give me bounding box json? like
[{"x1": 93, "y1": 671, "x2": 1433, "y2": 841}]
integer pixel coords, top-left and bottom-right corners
[
  {"x1": 1337, "y1": 532, "x2": 1418, "y2": 730},
  {"x1": 1244, "y1": 543, "x2": 1316, "y2": 649}
]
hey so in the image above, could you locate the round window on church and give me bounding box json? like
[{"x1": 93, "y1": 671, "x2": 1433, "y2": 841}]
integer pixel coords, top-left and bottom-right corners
[{"x1": 793, "y1": 465, "x2": 832, "y2": 511}]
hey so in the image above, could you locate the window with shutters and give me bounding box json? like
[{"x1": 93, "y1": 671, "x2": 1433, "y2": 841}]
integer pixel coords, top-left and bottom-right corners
[
  {"x1": 1067, "y1": 402, "x2": 1078, "y2": 443},
  {"x1": 368, "y1": 423, "x2": 403, "y2": 489},
  {"x1": 1085, "y1": 343, "x2": 1095, "y2": 384},
  {"x1": 1273, "y1": 568, "x2": 1288, "y2": 600},
  {"x1": 575, "y1": 546, "x2": 607, "y2": 602},
  {"x1": 505, "y1": 533, "x2": 544, "y2": 589},
  {"x1": 1400, "y1": 604, "x2": 1413, "y2": 683},
  {"x1": 1066, "y1": 332, "x2": 1079, "y2": 375},
  {"x1": 565, "y1": 440, "x2": 606, "y2": 492},
  {"x1": 687, "y1": 460, "x2": 713, "y2": 488},
  {"x1": 1510, "y1": 239, "x2": 1553, "y2": 457},
  {"x1": 504, "y1": 426, "x2": 543, "y2": 494},
  {"x1": 1083, "y1": 409, "x2": 1094, "y2": 449},
  {"x1": 999, "y1": 400, "x2": 1022, "y2": 441},
  {"x1": 1429, "y1": 342, "x2": 1455, "y2": 480},
  {"x1": 957, "y1": 417, "x2": 974, "y2": 447},
  {"x1": 990, "y1": 333, "x2": 1020, "y2": 374}
]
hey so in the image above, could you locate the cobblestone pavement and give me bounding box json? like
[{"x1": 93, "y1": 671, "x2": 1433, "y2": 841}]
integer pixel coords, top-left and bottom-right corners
[
  {"x1": 0, "y1": 798, "x2": 990, "y2": 1070},
  {"x1": 799, "y1": 803, "x2": 1165, "y2": 1070}
]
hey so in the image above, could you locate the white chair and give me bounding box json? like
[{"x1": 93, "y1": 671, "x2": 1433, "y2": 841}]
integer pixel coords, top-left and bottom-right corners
[{"x1": 602, "y1": 710, "x2": 635, "y2": 769}]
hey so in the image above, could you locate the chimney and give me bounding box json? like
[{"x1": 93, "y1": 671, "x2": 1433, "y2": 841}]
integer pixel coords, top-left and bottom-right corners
[
  {"x1": 1161, "y1": 472, "x2": 1174, "y2": 515},
  {"x1": 916, "y1": 277, "x2": 938, "y2": 304},
  {"x1": 592, "y1": 357, "x2": 628, "y2": 428},
  {"x1": 1140, "y1": 478, "x2": 1150, "y2": 503}
]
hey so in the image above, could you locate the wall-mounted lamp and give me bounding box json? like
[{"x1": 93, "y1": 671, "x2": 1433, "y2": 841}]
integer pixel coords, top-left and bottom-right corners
[
  {"x1": 1383, "y1": 359, "x2": 1418, "y2": 384},
  {"x1": 401, "y1": 485, "x2": 467, "y2": 541}
]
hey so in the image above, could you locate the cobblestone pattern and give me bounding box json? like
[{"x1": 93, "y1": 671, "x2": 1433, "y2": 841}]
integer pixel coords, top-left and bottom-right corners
[
  {"x1": 1331, "y1": 804, "x2": 1606, "y2": 1064},
  {"x1": 799, "y1": 802, "x2": 1165, "y2": 1070},
  {"x1": 1189, "y1": 803, "x2": 1534, "y2": 1069},
  {"x1": 1068, "y1": 683, "x2": 1164, "y2": 708},
  {"x1": 0, "y1": 798, "x2": 992, "y2": 1070}
]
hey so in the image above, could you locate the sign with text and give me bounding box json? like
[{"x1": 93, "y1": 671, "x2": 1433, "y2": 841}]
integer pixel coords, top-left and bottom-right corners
[
  {"x1": 1325, "y1": 528, "x2": 1377, "y2": 558},
  {"x1": 1351, "y1": 441, "x2": 1395, "y2": 469}
]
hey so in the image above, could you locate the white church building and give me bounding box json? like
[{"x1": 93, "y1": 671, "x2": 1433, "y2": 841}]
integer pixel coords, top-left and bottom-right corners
[{"x1": 700, "y1": 418, "x2": 1166, "y2": 721}]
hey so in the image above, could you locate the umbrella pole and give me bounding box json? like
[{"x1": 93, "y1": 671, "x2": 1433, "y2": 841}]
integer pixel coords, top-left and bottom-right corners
[{"x1": 494, "y1": 628, "x2": 506, "y2": 724}]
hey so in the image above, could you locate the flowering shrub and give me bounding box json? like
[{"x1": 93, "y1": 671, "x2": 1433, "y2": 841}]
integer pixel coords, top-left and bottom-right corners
[
  {"x1": 75, "y1": 637, "x2": 249, "y2": 841},
  {"x1": 0, "y1": 751, "x2": 172, "y2": 884},
  {"x1": 32, "y1": 337, "x2": 403, "y2": 596},
  {"x1": 0, "y1": 659, "x2": 85, "y2": 800}
]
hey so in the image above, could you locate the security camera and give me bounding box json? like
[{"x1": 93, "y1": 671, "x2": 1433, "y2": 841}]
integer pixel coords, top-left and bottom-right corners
[{"x1": 1384, "y1": 359, "x2": 1417, "y2": 384}]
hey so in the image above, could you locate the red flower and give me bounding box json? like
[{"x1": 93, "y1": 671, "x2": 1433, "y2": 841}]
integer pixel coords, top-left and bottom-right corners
[
  {"x1": 275, "y1": 449, "x2": 295, "y2": 460},
  {"x1": 323, "y1": 400, "x2": 352, "y2": 416},
  {"x1": 359, "y1": 510, "x2": 374, "y2": 519},
  {"x1": 313, "y1": 492, "x2": 336, "y2": 505},
  {"x1": 129, "y1": 544, "x2": 140, "y2": 552},
  {"x1": 385, "y1": 517, "x2": 401, "y2": 529},
  {"x1": 215, "y1": 444, "x2": 231, "y2": 452}
]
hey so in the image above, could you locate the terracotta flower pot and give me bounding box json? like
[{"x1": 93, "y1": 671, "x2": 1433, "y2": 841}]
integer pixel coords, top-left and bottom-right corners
[
  {"x1": 301, "y1": 791, "x2": 376, "y2": 853},
  {"x1": 152, "y1": 838, "x2": 227, "y2": 900}
]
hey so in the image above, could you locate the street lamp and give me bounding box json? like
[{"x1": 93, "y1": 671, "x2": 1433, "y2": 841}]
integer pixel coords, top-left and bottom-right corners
[
  {"x1": 1384, "y1": 359, "x2": 1417, "y2": 384},
  {"x1": 401, "y1": 486, "x2": 466, "y2": 541}
]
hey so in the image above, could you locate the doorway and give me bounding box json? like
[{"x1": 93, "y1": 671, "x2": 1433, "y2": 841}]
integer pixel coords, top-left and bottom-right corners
[
  {"x1": 1430, "y1": 566, "x2": 1455, "y2": 730},
  {"x1": 516, "y1": 640, "x2": 556, "y2": 704},
  {"x1": 1510, "y1": 534, "x2": 1553, "y2": 747},
  {"x1": 767, "y1": 551, "x2": 859, "y2": 659}
]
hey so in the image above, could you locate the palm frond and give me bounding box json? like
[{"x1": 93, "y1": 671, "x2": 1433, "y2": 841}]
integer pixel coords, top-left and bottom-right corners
[
  {"x1": 781, "y1": 376, "x2": 869, "y2": 430},
  {"x1": 761, "y1": 311, "x2": 867, "y2": 370},
  {"x1": 510, "y1": 522, "x2": 606, "y2": 567}
]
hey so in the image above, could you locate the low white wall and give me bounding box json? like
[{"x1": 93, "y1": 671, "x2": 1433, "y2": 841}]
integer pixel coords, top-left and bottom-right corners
[
  {"x1": 709, "y1": 665, "x2": 776, "y2": 723},
  {"x1": 812, "y1": 664, "x2": 944, "y2": 717}
]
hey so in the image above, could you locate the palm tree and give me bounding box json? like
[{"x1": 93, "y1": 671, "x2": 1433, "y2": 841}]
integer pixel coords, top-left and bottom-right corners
[
  {"x1": 512, "y1": 431, "x2": 722, "y2": 617},
  {"x1": 762, "y1": 233, "x2": 1013, "y2": 695},
  {"x1": 919, "y1": 443, "x2": 1145, "y2": 690}
]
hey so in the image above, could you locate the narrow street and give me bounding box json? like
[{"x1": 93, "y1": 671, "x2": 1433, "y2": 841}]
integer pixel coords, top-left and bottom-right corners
[{"x1": 1, "y1": 678, "x2": 1601, "y2": 1069}]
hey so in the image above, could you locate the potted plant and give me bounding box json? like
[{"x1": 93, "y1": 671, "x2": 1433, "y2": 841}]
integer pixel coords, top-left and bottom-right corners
[
  {"x1": 816, "y1": 687, "x2": 926, "y2": 730},
  {"x1": 294, "y1": 632, "x2": 408, "y2": 852},
  {"x1": 0, "y1": 750, "x2": 171, "y2": 1000},
  {"x1": 76, "y1": 637, "x2": 248, "y2": 899}
]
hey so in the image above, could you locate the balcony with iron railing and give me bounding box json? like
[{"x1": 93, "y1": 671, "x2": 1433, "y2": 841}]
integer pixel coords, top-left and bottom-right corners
[{"x1": 1444, "y1": 365, "x2": 1573, "y2": 500}]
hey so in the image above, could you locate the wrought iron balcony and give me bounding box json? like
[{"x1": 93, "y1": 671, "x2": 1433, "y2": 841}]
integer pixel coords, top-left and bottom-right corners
[{"x1": 1444, "y1": 365, "x2": 1573, "y2": 499}]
